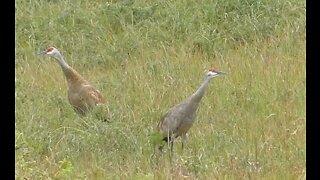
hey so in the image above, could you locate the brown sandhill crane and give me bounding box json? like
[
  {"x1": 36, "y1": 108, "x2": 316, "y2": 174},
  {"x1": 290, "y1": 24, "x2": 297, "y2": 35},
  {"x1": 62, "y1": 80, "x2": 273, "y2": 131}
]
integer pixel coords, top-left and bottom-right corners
[
  {"x1": 158, "y1": 67, "x2": 226, "y2": 152},
  {"x1": 39, "y1": 47, "x2": 109, "y2": 121}
]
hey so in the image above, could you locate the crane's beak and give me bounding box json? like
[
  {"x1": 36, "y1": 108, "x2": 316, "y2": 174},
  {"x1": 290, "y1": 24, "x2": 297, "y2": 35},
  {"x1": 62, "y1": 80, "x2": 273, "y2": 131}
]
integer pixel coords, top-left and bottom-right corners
[
  {"x1": 37, "y1": 51, "x2": 46, "y2": 55},
  {"x1": 218, "y1": 71, "x2": 227, "y2": 75}
]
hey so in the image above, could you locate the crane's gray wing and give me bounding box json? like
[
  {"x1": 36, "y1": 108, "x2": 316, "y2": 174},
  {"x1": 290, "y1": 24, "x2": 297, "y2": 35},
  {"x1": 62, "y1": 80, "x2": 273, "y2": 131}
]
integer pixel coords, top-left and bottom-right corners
[{"x1": 158, "y1": 105, "x2": 185, "y2": 136}]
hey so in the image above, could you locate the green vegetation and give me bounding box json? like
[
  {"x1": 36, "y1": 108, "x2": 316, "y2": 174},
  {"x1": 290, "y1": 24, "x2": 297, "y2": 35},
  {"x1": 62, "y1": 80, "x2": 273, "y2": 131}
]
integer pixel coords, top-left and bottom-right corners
[{"x1": 15, "y1": 0, "x2": 306, "y2": 179}]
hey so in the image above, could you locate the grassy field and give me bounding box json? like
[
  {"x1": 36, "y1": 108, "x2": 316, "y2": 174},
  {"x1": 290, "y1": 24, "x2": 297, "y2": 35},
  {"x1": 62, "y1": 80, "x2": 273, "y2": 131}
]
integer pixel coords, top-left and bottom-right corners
[{"x1": 15, "y1": 0, "x2": 306, "y2": 179}]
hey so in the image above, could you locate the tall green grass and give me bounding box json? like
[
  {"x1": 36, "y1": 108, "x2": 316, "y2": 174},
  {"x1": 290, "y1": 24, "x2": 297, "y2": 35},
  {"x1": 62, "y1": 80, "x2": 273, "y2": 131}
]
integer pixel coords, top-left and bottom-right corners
[{"x1": 16, "y1": 0, "x2": 305, "y2": 179}]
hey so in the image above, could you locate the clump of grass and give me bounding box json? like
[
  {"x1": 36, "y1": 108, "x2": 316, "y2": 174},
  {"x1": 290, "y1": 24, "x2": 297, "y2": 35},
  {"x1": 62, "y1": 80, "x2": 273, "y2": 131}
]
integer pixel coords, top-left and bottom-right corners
[{"x1": 16, "y1": 0, "x2": 305, "y2": 179}]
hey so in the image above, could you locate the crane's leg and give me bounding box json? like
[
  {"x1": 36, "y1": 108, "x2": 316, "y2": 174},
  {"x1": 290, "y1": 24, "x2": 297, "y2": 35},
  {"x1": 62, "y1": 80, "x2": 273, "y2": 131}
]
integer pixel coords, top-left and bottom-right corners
[
  {"x1": 158, "y1": 136, "x2": 169, "y2": 152},
  {"x1": 169, "y1": 136, "x2": 174, "y2": 152},
  {"x1": 159, "y1": 136, "x2": 172, "y2": 152},
  {"x1": 158, "y1": 144, "x2": 164, "y2": 152},
  {"x1": 181, "y1": 134, "x2": 187, "y2": 152},
  {"x1": 104, "y1": 106, "x2": 110, "y2": 123},
  {"x1": 168, "y1": 136, "x2": 175, "y2": 159}
]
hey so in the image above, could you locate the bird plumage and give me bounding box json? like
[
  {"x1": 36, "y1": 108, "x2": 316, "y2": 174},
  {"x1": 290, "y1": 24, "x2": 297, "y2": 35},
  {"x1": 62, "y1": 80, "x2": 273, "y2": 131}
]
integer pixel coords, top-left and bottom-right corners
[
  {"x1": 158, "y1": 67, "x2": 225, "y2": 152},
  {"x1": 40, "y1": 47, "x2": 109, "y2": 121}
]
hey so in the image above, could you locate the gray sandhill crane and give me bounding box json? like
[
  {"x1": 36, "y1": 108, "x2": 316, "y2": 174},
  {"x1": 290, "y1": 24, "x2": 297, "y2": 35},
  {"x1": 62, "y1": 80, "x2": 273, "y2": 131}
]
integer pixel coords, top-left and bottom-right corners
[
  {"x1": 158, "y1": 67, "x2": 226, "y2": 152},
  {"x1": 39, "y1": 47, "x2": 109, "y2": 121}
]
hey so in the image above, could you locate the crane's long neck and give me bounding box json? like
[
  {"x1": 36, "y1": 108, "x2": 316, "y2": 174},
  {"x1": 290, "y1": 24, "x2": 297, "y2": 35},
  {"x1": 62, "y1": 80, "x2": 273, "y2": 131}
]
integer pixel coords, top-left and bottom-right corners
[
  {"x1": 54, "y1": 53, "x2": 86, "y2": 85},
  {"x1": 190, "y1": 77, "x2": 211, "y2": 105},
  {"x1": 54, "y1": 53, "x2": 70, "y2": 72}
]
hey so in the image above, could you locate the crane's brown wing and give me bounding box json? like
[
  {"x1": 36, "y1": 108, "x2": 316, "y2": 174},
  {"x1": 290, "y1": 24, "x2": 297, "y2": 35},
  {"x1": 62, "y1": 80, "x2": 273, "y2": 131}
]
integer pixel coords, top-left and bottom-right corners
[
  {"x1": 68, "y1": 84, "x2": 106, "y2": 114},
  {"x1": 83, "y1": 85, "x2": 110, "y2": 121},
  {"x1": 81, "y1": 84, "x2": 106, "y2": 104}
]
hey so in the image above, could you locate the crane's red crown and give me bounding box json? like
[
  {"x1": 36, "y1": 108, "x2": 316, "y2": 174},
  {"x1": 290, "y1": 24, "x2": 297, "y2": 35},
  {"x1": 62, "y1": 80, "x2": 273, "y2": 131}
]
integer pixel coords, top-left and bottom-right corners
[
  {"x1": 46, "y1": 47, "x2": 54, "y2": 53},
  {"x1": 208, "y1": 67, "x2": 218, "y2": 73}
]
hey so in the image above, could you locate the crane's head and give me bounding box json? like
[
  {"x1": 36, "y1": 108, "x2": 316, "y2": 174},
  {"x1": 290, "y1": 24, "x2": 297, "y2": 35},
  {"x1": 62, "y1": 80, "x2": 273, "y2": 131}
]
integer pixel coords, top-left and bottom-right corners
[
  {"x1": 39, "y1": 47, "x2": 62, "y2": 59},
  {"x1": 206, "y1": 67, "x2": 226, "y2": 79}
]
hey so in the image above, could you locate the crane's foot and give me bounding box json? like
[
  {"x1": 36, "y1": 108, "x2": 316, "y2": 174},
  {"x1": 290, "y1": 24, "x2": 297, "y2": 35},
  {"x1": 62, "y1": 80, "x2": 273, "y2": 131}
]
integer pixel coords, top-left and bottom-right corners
[
  {"x1": 158, "y1": 145, "x2": 164, "y2": 152},
  {"x1": 104, "y1": 118, "x2": 111, "y2": 123}
]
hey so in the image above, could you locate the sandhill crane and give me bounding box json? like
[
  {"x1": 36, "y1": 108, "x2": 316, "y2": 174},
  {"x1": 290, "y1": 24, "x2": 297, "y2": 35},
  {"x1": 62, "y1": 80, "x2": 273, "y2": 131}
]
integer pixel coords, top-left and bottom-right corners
[
  {"x1": 158, "y1": 67, "x2": 226, "y2": 152},
  {"x1": 39, "y1": 47, "x2": 109, "y2": 121}
]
